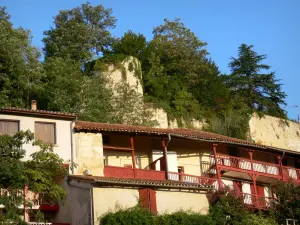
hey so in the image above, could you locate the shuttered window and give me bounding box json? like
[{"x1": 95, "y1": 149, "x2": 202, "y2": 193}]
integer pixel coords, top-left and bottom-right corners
[
  {"x1": 35, "y1": 122, "x2": 56, "y2": 144},
  {"x1": 0, "y1": 120, "x2": 19, "y2": 136}
]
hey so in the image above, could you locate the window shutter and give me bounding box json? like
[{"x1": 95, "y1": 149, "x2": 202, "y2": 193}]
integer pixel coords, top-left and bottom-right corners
[
  {"x1": 35, "y1": 122, "x2": 55, "y2": 144},
  {"x1": 0, "y1": 120, "x2": 19, "y2": 136}
]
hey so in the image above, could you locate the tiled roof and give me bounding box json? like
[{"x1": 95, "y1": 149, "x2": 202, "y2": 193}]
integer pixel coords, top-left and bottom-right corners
[
  {"x1": 74, "y1": 121, "x2": 293, "y2": 154},
  {"x1": 0, "y1": 107, "x2": 76, "y2": 120},
  {"x1": 68, "y1": 175, "x2": 212, "y2": 190}
]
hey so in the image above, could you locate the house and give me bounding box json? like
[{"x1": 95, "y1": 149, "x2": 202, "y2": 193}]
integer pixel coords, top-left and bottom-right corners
[
  {"x1": 59, "y1": 120, "x2": 300, "y2": 225},
  {"x1": 0, "y1": 101, "x2": 76, "y2": 162},
  {"x1": 2, "y1": 103, "x2": 300, "y2": 225},
  {"x1": 0, "y1": 101, "x2": 76, "y2": 225}
]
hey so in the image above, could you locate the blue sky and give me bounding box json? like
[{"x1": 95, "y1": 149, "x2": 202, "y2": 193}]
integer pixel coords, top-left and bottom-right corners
[{"x1": 2, "y1": 0, "x2": 300, "y2": 119}]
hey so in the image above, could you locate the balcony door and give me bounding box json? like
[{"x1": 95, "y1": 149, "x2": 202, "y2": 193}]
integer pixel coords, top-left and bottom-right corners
[{"x1": 251, "y1": 184, "x2": 266, "y2": 207}]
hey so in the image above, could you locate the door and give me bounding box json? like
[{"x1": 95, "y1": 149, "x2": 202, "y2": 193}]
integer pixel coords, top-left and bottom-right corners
[{"x1": 250, "y1": 184, "x2": 265, "y2": 208}]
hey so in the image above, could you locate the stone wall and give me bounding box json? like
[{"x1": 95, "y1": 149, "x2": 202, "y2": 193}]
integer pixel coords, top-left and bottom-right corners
[
  {"x1": 249, "y1": 114, "x2": 300, "y2": 152},
  {"x1": 74, "y1": 132, "x2": 104, "y2": 176}
]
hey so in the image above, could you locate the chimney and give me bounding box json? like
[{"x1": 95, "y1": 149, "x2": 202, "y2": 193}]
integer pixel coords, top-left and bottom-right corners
[{"x1": 31, "y1": 100, "x2": 37, "y2": 110}]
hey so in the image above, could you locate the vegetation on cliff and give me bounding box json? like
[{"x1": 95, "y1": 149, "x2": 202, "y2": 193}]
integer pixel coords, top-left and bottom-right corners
[{"x1": 0, "y1": 3, "x2": 287, "y2": 138}]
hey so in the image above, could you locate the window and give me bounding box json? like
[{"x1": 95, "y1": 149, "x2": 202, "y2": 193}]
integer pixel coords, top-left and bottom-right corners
[
  {"x1": 35, "y1": 122, "x2": 56, "y2": 144},
  {"x1": 0, "y1": 120, "x2": 19, "y2": 136}
]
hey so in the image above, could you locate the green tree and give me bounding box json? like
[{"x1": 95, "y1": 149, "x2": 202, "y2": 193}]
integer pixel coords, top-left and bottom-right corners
[
  {"x1": 0, "y1": 131, "x2": 68, "y2": 224},
  {"x1": 110, "y1": 30, "x2": 147, "y2": 60},
  {"x1": 43, "y1": 2, "x2": 116, "y2": 62},
  {"x1": 270, "y1": 181, "x2": 300, "y2": 224},
  {"x1": 227, "y1": 44, "x2": 287, "y2": 118},
  {"x1": 0, "y1": 7, "x2": 43, "y2": 108},
  {"x1": 142, "y1": 18, "x2": 209, "y2": 123}
]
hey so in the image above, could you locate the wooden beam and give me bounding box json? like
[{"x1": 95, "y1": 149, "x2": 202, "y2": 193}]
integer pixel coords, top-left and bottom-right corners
[
  {"x1": 130, "y1": 136, "x2": 136, "y2": 169},
  {"x1": 162, "y1": 138, "x2": 169, "y2": 180},
  {"x1": 103, "y1": 145, "x2": 133, "y2": 151},
  {"x1": 213, "y1": 143, "x2": 223, "y2": 189}
]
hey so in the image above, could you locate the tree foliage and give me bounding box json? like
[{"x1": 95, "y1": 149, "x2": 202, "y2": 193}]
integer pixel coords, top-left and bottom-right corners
[
  {"x1": 226, "y1": 44, "x2": 286, "y2": 118},
  {"x1": 0, "y1": 6, "x2": 43, "y2": 108},
  {"x1": 43, "y1": 2, "x2": 116, "y2": 62},
  {"x1": 0, "y1": 4, "x2": 289, "y2": 139},
  {"x1": 0, "y1": 132, "x2": 68, "y2": 224},
  {"x1": 270, "y1": 181, "x2": 300, "y2": 224},
  {"x1": 110, "y1": 30, "x2": 147, "y2": 60}
]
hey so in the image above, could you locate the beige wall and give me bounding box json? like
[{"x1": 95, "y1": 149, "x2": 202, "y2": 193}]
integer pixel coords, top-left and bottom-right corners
[
  {"x1": 156, "y1": 190, "x2": 209, "y2": 214},
  {"x1": 75, "y1": 132, "x2": 104, "y2": 176},
  {"x1": 0, "y1": 114, "x2": 73, "y2": 162},
  {"x1": 93, "y1": 187, "x2": 139, "y2": 224},
  {"x1": 249, "y1": 114, "x2": 300, "y2": 152}
]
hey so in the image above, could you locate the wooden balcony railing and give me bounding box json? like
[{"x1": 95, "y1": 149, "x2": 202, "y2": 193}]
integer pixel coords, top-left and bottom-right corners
[
  {"x1": 282, "y1": 166, "x2": 300, "y2": 180},
  {"x1": 209, "y1": 154, "x2": 281, "y2": 177},
  {"x1": 104, "y1": 165, "x2": 165, "y2": 180},
  {"x1": 168, "y1": 172, "x2": 219, "y2": 188},
  {"x1": 242, "y1": 193, "x2": 273, "y2": 209}
]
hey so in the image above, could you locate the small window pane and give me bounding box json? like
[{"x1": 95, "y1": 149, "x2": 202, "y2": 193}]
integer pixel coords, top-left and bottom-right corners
[
  {"x1": 35, "y1": 122, "x2": 55, "y2": 144},
  {"x1": 0, "y1": 120, "x2": 19, "y2": 136}
]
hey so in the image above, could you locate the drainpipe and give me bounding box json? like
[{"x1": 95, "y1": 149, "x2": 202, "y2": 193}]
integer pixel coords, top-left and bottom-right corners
[
  {"x1": 90, "y1": 187, "x2": 94, "y2": 225},
  {"x1": 70, "y1": 119, "x2": 76, "y2": 174},
  {"x1": 280, "y1": 151, "x2": 286, "y2": 180},
  {"x1": 162, "y1": 134, "x2": 172, "y2": 180}
]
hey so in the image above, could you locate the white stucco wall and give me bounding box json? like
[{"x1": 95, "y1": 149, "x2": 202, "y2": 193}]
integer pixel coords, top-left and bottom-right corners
[
  {"x1": 156, "y1": 190, "x2": 209, "y2": 214},
  {"x1": 93, "y1": 187, "x2": 139, "y2": 224},
  {"x1": 0, "y1": 114, "x2": 73, "y2": 162},
  {"x1": 152, "y1": 150, "x2": 178, "y2": 172}
]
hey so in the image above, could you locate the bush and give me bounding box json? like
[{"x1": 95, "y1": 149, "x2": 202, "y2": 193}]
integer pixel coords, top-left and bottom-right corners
[{"x1": 100, "y1": 207, "x2": 215, "y2": 225}]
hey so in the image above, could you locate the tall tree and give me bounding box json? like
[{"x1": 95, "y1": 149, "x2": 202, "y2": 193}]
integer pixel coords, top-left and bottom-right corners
[
  {"x1": 0, "y1": 7, "x2": 43, "y2": 108},
  {"x1": 43, "y1": 2, "x2": 116, "y2": 62},
  {"x1": 227, "y1": 44, "x2": 287, "y2": 118},
  {"x1": 142, "y1": 19, "x2": 209, "y2": 123}
]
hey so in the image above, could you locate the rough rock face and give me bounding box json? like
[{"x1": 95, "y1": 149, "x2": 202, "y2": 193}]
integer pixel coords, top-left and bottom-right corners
[
  {"x1": 103, "y1": 56, "x2": 143, "y2": 96},
  {"x1": 249, "y1": 114, "x2": 300, "y2": 152}
]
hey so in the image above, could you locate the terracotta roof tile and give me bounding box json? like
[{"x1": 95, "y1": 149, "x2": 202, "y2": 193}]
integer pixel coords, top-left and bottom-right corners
[
  {"x1": 74, "y1": 121, "x2": 293, "y2": 153},
  {"x1": 1, "y1": 107, "x2": 76, "y2": 120},
  {"x1": 68, "y1": 175, "x2": 212, "y2": 190}
]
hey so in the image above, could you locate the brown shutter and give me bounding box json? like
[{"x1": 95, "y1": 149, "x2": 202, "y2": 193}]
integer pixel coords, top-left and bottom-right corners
[
  {"x1": 35, "y1": 122, "x2": 55, "y2": 144},
  {"x1": 0, "y1": 120, "x2": 19, "y2": 136}
]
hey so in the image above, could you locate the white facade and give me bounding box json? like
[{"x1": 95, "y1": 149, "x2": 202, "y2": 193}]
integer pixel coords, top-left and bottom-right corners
[{"x1": 0, "y1": 112, "x2": 74, "y2": 162}]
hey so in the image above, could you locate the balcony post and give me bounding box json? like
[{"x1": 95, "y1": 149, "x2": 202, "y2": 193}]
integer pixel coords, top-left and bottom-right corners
[
  {"x1": 277, "y1": 155, "x2": 283, "y2": 180},
  {"x1": 252, "y1": 175, "x2": 258, "y2": 206},
  {"x1": 130, "y1": 136, "x2": 136, "y2": 169},
  {"x1": 213, "y1": 143, "x2": 223, "y2": 189},
  {"x1": 162, "y1": 138, "x2": 169, "y2": 180},
  {"x1": 24, "y1": 185, "x2": 30, "y2": 222},
  {"x1": 248, "y1": 150, "x2": 254, "y2": 171}
]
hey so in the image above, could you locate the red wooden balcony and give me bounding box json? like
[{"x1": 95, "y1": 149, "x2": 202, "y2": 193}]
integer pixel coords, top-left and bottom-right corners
[
  {"x1": 104, "y1": 165, "x2": 165, "y2": 180},
  {"x1": 208, "y1": 154, "x2": 300, "y2": 182},
  {"x1": 242, "y1": 193, "x2": 273, "y2": 210},
  {"x1": 104, "y1": 166, "x2": 218, "y2": 187},
  {"x1": 209, "y1": 154, "x2": 281, "y2": 178},
  {"x1": 168, "y1": 172, "x2": 218, "y2": 188}
]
